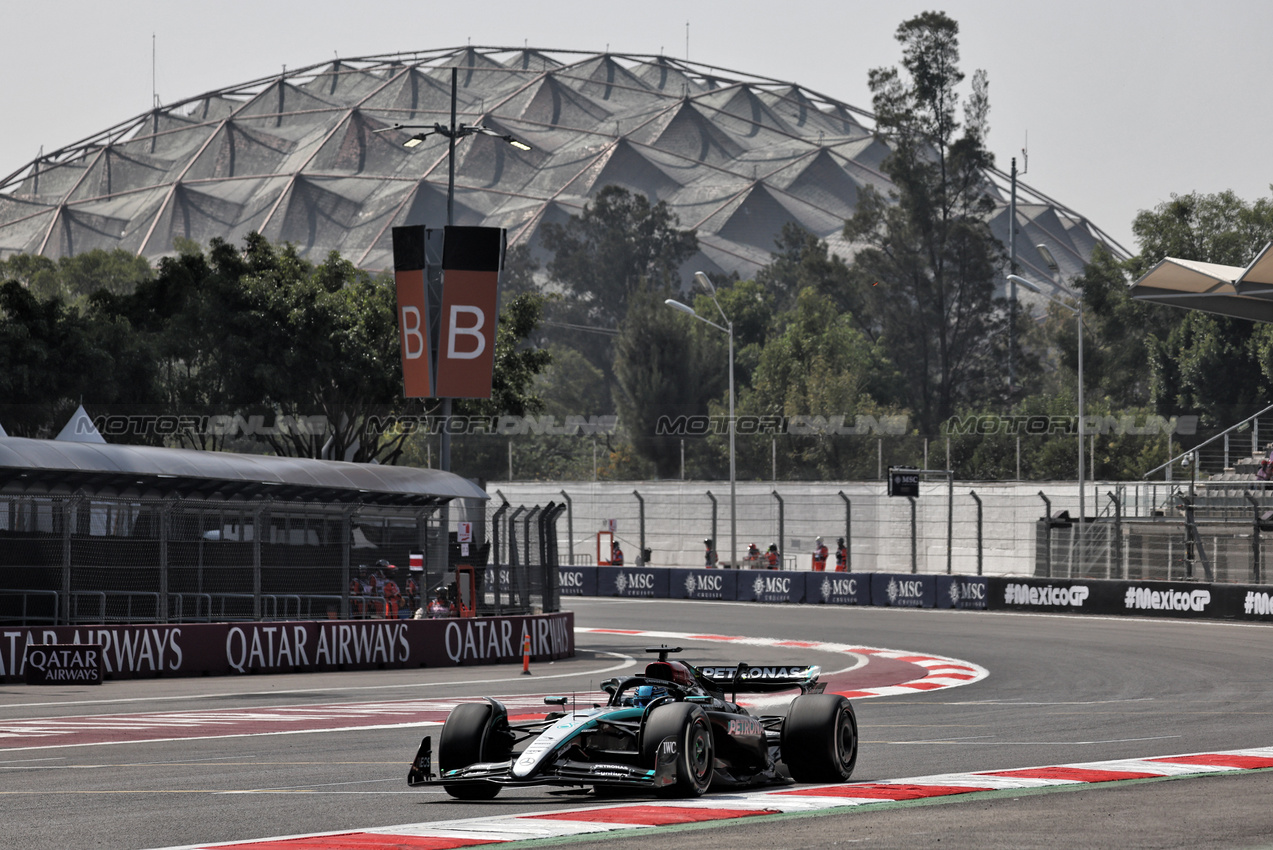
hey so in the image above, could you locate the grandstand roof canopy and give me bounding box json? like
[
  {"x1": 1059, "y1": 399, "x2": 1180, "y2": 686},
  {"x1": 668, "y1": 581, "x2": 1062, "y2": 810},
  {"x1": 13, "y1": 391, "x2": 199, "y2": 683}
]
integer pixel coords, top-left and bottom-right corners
[
  {"x1": 1130, "y1": 242, "x2": 1273, "y2": 323},
  {"x1": 0, "y1": 436, "x2": 486, "y2": 505},
  {"x1": 0, "y1": 46, "x2": 1120, "y2": 287}
]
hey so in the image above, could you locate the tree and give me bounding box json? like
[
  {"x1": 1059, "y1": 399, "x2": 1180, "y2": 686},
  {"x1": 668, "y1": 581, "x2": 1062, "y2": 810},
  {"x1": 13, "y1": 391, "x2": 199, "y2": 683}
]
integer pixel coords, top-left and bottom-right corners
[
  {"x1": 92, "y1": 233, "x2": 549, "y2": 463},
  {"x1": 613, "y1": 284, "x2": 725, "y2": 478},
  {"x1": 0, "y1": 249, "x2": 153, "y2": 303},
  {"x1": 842, "y1": 12, "x2": 1007, "y2": 435},
  {"x1": 755, "y1": 223, "x2": 853, "y2": 315},
  {"x1": 539, "y1": 185, "x2": 698, "y2": 379},
  {"x1": 734, "y1": 288, "x2": 898, "y2": 478},
  {"x1": 1130, "y1": 190, "x2": 1273, "y2": 427},
  {"x1": 0, "y1": 279, "x2": 159, "y2": 436}
]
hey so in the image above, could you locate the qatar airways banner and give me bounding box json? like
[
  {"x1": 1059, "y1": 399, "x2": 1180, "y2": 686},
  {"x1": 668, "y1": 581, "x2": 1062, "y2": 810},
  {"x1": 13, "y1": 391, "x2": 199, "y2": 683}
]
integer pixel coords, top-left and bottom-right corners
[{"x1": 0, "y1": 613, "x2": 573, "y2": 683}]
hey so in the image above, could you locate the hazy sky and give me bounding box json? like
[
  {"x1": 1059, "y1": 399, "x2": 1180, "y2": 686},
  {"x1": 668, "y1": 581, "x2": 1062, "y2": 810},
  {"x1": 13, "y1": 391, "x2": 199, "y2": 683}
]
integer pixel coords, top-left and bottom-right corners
[{"x1": 3, "y1": 0, "x2": 1270, "y2": 253}]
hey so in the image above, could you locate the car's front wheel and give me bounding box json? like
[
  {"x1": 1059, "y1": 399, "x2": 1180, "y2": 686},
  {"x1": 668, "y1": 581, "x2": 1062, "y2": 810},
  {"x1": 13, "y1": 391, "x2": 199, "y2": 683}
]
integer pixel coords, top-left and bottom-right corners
[
  {"x1": 438, "y1": 701, "x2": 508, "y2": 799},
  {"x1": 781, "y1": 693, "x2": 857, "y2": 783},
  {"x1": 640, "y1": 702, "x2": 715, "y2": 797}
]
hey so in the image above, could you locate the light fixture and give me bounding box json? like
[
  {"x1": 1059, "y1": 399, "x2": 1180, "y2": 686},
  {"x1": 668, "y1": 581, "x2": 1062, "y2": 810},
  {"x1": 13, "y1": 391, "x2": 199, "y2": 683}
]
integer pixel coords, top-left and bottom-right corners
[
  {"x1": 1037, "y1": 243, "x2": 1059, "y2": 274},
  {"x1": 666, "y1": 274, "x2": 736, "y2": 570},
  {"x1": 380, "y1": 122, "x2": 531, "y2": 152}
]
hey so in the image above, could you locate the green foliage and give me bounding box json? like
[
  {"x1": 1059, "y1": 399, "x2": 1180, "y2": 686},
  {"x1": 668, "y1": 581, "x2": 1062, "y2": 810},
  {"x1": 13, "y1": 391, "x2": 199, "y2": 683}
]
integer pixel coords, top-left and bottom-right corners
[
  {"x1": 733, "y1": 288, "x2": 900, "y2": 478},
  {"x1": 539, "y1": 185, "x2": 698, "y2": 379},
  {"x1": 612, "y1": 285, "x2": 726, "y2": 478},
  {"x1": 1128, "y1": 189, "x2": 1273, "y2": 427},
  {"x1": 1, "y1": 234, "x2": 549, "y2": 470},
  {"x1": 844, "y1": 11, "x2": 1007, "y2": 435},
  {"x1": 754, "y1": 223, "x2": 853, "y2": 315},
  {"x1": 0, "y1": 249, "x2": 152, "y2": 303},
  {"x1": 1128, "y1": 189, "x2": 1273, "y2": 276}
]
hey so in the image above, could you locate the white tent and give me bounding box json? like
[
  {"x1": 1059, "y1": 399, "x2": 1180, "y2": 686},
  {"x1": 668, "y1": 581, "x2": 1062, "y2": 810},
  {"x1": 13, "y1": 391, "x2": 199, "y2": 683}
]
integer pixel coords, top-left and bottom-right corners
[
  {"x1": 54, "y1": 404, "x2": 106, "y2": 444},
  {"x1": 1130, "y1": 242, "x2": 1273, "y2": 323}
]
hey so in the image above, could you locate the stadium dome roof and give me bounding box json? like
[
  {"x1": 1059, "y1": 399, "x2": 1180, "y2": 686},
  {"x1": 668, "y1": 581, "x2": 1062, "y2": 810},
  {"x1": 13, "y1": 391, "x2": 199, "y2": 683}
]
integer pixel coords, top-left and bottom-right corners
[{"x1": 0, "y1": 46, "x2": 1123, "y2": 284}]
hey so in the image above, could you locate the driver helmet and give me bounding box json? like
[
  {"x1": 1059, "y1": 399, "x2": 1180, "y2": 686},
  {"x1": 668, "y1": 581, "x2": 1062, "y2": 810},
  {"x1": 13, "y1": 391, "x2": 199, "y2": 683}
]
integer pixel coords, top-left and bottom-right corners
[{"x1": 629, "y1": 684, "x2": 666, "y2": 707}]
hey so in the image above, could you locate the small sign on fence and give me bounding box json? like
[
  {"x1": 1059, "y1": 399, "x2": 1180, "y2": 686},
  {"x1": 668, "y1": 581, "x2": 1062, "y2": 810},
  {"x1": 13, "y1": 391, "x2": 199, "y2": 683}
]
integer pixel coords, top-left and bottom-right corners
[{"x1": 887, "y1": 466, "x2": 921, "y2": 498}]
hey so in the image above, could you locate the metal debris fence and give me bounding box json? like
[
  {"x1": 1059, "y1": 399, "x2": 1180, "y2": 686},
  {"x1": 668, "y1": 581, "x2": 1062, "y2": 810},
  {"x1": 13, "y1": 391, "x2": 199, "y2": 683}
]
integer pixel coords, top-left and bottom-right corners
[{"x1": 491, "y1": 480, "x2": 1273, "y2": 586}]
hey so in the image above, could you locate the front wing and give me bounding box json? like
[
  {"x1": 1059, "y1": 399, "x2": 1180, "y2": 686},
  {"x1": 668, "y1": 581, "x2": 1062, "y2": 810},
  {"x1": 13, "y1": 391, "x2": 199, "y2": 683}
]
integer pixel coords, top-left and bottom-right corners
[{"x1": 408, "y1": 734, "x2": 682, "y2": 790}]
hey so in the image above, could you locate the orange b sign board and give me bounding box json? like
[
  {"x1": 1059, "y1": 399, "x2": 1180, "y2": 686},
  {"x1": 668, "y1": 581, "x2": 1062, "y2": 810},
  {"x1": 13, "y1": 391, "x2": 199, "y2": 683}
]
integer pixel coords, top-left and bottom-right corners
[
  {"x1": 394, "y1": 266, "x2": 432, "y2": 397},
  {"x1": 392, "y1": 225, "x2": 504, "y2": 399},
  {"x1": 437, "y1": 226, "x2": 502, "y2": 398}
]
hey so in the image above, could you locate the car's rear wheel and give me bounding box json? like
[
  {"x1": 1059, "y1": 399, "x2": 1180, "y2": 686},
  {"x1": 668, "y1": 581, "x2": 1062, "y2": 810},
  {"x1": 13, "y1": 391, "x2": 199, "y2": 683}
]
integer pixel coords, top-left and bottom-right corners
[
  {"x1": 781, "y1": 693, "x2": 857, "y2": 783},
  {"x1": 438, "y1": 702, "x2": 507, "y2": 799},
  {"x1": 640, "y1": 702, "x2": 714, "y2": 797}
]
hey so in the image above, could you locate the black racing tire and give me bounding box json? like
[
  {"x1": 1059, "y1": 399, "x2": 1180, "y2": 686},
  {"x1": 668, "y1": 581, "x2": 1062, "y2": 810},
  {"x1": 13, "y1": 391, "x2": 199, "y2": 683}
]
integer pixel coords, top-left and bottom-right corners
[
  {"x1": 640, "y1": 702, "x2": 714, "y2": 797},
  {"x1": 438, "y1": 702, "x2": 506, "y2": 800},
  {"x1": 781, "y1": 693, "x2": 858, "y2": 783}
]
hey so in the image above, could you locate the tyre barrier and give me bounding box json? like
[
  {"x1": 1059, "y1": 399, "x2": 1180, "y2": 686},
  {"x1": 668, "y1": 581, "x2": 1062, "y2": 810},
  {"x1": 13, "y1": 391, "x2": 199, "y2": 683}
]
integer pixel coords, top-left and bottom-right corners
[
  {"x1": 560, "y1": 565, "x2": 1273, "y2": 624},
  {"x1": 0, "y1": 611, "x2": 574, "y2": 683}
]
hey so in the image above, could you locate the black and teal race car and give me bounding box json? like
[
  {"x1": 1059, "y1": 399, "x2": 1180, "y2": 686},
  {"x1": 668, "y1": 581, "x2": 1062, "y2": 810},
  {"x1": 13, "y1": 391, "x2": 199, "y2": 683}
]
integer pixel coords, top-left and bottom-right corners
[{"x1": 408, "y1": 646, "x2": 858, "y2": 799}]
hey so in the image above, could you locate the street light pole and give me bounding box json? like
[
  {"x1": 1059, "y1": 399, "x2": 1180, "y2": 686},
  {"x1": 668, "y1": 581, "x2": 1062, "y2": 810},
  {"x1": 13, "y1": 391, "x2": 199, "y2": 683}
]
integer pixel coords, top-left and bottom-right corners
[
  {"x1": 666, "y1": 272, "x2": 736, "y2": 568},
  {"x1": 384, "y1": 65, "x2": 531, "y2": 473},
  {"x1": 1008, "y1": 271, "x2": 1085, "y2": 570},
  {"x1": 441, "y1": 66, "x2": 457, "y2": 473}
]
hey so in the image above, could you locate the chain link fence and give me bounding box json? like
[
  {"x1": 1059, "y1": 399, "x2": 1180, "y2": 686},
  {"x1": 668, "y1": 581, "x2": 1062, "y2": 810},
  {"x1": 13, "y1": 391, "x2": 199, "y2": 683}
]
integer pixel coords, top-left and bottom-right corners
[
  {"x1": 0, "y1": 493, "x2": 564, "y2": 626},
  {"x1": 493, "y1": 479, "x2": 1273, "y2": 586}
]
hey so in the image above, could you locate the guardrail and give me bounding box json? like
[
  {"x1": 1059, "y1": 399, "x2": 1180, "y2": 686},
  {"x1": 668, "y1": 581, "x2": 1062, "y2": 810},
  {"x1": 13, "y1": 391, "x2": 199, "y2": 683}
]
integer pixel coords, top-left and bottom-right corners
[
  {"x1": 2, "y1": 590, "x2": 373, "y2": 626},
  {"x1": 0, "y1": 589, "x2": 59, "y2": 626}
]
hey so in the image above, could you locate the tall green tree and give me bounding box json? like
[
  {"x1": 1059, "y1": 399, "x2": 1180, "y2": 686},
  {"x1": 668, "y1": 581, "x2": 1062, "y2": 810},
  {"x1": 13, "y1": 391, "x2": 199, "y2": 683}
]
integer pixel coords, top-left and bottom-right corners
[
  {"x1": 734, "y1": 288, "x2": 898, "y2": 478},
  {"x1": 539, "y1": 185, "x2": 698, "y2": 380},
  {"x1": 613, "y1": 284, "x2": 725, "y2": 478},
  {"x1": 755, "y1": 223, "x2": 853, "y2": 315},
  {"x1": 843, "y1": 11, "x2": 1007, "y2": 435}
]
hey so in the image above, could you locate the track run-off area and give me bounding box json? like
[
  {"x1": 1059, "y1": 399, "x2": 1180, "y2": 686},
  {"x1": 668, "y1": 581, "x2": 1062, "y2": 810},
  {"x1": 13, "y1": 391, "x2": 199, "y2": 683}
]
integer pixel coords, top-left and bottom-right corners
[{"x1": 3, "y1": 598, "x2": 1273, "y2": 849}]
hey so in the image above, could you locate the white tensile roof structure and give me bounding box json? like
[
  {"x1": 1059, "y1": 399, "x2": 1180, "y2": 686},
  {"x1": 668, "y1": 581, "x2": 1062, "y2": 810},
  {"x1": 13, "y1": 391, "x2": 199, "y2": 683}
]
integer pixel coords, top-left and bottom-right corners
[
  {"x1": 0, "y1": 46, "x2": 1121, "y2": 284},
  {"x1": 1130, "y1": 243, "x2": 1273, "y2": 323}
]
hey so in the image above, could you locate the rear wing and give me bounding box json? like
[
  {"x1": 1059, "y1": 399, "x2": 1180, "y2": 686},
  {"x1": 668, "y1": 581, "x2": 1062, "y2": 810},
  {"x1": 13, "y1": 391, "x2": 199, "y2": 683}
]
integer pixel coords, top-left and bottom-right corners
[{"x1": 696, "y1": 664, "x2": 823, "y2": 694}]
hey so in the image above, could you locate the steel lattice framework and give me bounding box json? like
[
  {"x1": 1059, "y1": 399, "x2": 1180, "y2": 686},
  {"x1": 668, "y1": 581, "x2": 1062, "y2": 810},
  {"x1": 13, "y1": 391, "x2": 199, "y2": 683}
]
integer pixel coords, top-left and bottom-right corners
[{"x1": 0, "y1": 46, "x2": 1122, "y2": 280}]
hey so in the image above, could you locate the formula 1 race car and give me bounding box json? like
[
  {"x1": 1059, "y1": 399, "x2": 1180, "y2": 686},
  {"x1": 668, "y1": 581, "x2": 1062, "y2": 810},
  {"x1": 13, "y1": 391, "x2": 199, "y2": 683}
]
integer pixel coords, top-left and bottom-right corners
[{"x1": 407, "y1": 646, "x2": 857, "y2": 798}]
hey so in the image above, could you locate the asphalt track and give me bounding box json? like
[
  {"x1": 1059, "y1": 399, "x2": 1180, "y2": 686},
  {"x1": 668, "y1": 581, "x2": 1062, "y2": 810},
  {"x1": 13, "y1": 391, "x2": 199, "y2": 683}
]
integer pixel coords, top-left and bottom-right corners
[{"x1": 3, "y1": 598, "x2": 1273, "y2": 849}]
